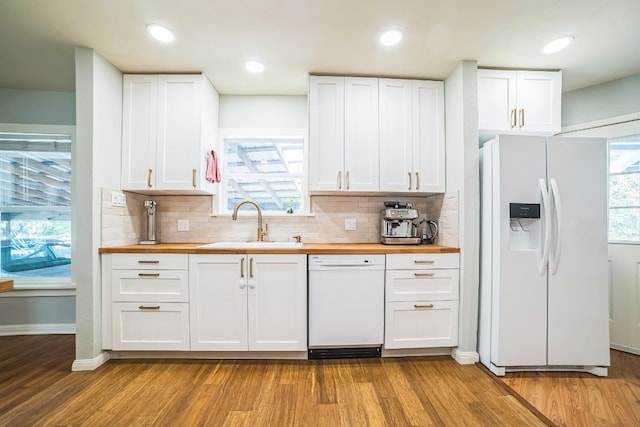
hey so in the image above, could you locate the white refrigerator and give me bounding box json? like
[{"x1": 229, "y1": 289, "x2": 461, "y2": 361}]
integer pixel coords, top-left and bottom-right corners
[{"x1": 479, "y1": 134, "x2": 610, "y2": 376}]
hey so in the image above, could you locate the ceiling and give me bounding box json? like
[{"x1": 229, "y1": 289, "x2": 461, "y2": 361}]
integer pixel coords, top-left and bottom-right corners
[{"x1": 1, "y1": 0, "x2": 639, "y2": 95}]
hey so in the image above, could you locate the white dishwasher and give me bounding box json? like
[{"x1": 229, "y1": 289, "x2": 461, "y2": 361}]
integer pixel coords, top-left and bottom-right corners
[{"x1": 308, "y1": 254, "x2": 385, "y2": 359}]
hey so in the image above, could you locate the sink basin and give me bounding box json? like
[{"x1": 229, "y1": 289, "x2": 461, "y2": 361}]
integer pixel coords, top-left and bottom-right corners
[{"x1": 197, "y1": 241, "x2": 303, "y2": 249}]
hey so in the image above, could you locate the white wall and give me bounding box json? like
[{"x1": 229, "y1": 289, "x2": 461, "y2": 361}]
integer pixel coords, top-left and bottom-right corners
[
  {"x1": 219, "y1": 95, "x2": 307, "y2": 128},
  {"x1": 562, "y1": 72, "x2": 640, "y2": 127},
  {"x1": 0, "y1": 88, "x2": 75, "y2": 125},
  {"x1": 73, "y1": 47, "x2": 122, "y2": 366},
  {"x1": 445, "y1": 60, "x2": 480, "y2": 362}
]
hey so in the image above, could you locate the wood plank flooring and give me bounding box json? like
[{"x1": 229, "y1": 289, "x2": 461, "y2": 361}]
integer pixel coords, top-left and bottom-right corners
[{"x1": 1, "y1": 335, "x2": 638, "y2": 426}]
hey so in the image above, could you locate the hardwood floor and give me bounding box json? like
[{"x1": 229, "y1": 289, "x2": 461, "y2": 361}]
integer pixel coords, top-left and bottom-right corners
[{"x1": 0, "y1": 335, "x2": 637, "y2": 426}]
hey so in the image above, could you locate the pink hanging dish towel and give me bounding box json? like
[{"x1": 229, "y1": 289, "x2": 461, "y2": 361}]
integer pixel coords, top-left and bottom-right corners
[{"x1": 206, "y1": 150, "x2": 221, "y2": 183}]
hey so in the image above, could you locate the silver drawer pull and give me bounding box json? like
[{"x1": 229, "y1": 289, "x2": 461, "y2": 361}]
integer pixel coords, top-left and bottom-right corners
[
  {"x1": 414, "y1": 260, "x2": 435, "y2": 264},
  {"x1": 138, "y1": 260, "x2": 160, "y2": 264},
  {"x1": 138, "y1": 273, "x2": 160, "y2": 277},
  {"x1": 414, "y1": 304, "x2": 434, "y2": 309},
  {"x1": 414, "y1": 273, "x2": 434, "y2": 277},
  {"x1": 138, "y1": 305, "x2": 160, "y2": 310}
]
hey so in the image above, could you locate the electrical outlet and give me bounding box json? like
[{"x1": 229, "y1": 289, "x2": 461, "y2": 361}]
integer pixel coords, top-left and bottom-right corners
[
  {"x1": 344, "y1": 218, "x2": 357, "y2": 231},
  {"x1": 177, "y1": 219, "x2": 190, "y2": 232},
  {"x1": 111, "y1": 191, "x2": 126, "y2": 207}
]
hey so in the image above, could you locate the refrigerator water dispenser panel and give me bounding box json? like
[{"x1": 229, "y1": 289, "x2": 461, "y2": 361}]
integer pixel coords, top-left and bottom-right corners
[
  {"x1": 509, "y1": 203, "x2": 541, "y2": 219},
  {"x1": 509, "y1": 203, "x2": 541, "y2": 250}
]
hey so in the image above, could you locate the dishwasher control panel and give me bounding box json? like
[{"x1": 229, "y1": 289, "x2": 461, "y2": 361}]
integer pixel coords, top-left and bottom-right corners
[{"x1": 308, "y1": 254, "x2": 386, "y2": 269}]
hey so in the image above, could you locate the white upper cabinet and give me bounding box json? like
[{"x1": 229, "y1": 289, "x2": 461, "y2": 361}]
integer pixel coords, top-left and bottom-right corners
[
  {"x1": 121, "y1": 74, "x2": 219, "y2": 194},
  {"x1": 379, "y1": 79, "x2": 445, "y2": 193},
  {"x1": 478, "y1": 69, "x2": 562, "y2": 136},
  {"x1": 309, "y1": 76, "x2": 379, "y2": 192}
]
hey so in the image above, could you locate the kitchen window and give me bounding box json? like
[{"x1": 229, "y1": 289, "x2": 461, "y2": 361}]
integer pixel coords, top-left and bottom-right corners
[
  {"x1": 0, "y1": 130, "x2": 72, "y2": 288},
  {"x1": 218, "y1": 129, "x2": 307, "y2": 214},
  {"x1": 609, "y1": 135, "x2": 640, "y2": 242}
]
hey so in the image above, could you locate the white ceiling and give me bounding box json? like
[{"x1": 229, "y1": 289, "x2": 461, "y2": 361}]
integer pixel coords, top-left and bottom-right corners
[{"x1": 1, "y1": 0, "x2": 639, "y2": 95}]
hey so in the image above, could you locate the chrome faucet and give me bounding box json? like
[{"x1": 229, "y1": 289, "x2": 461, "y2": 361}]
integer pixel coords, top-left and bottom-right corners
[{"x1": 231, "y1": 200, "x2": 268, "y2": 242}]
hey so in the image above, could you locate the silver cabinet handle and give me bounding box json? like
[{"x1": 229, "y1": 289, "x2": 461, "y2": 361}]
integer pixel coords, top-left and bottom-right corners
[
  {"x1": 510, "y1": 109, "x2": 517, "y2": 129},
  {"x1": 413, "y1": 272, "x2": 434, "y2": 277},
  {"x1": 138, "y1": 273, "x2": 160, "y2": 277},
  {"x1": 249, "y1": 258, "x2": 254, "y2": 278},
  {"x1": 414, "y1": 304, "x2": 434, "y2": 309},
  {"x1": 240, "y1": 258, "x2": 245, "y2": 278},
  {"x1": 346, "y1": 171, "x2": 350, "y2": 190},
  {"x1": 147, "y1": 169, "x2": 153, "y2": 188},
  {"x1": 192, "y1": 168, "x2": 197, "y2": 188},
  {"x1": 138, "y1": 305, "x2": 160, "y2": 310},
  {"x1": 415, "y1": 172, "x2": 420, "y2": 190},
  {"x1": 414, "y1": 260, "x2": 435, "y2": 264},
  {"x1": 519, "y1": 109, "x2": 525, "y2": 128},
  {"x1": 137, "y1": 260, "x2": 159, "y2": 264},
  {"x1": 408, "y1": 172, "x2": 412, "y2": 190},
  {"x1": 337, "y1": 171, "x2": 342, "y2": 189}
]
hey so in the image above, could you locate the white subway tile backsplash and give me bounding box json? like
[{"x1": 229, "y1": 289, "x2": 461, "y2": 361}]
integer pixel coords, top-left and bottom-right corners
[{"x1": 100, "y1": 189, "x2": 459, "y2": 247}]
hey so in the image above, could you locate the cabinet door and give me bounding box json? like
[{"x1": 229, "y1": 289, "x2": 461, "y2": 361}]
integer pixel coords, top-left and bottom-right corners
[
  {"x1": 112, "y1": 302, "x2": 190, "y2": 351},
  {"x1": 478, "y1": 70, "x2": 517, "y2": 131},
  {"x1": 247, "y1": 254, "x2": 307, "y2": 351},
  {"x1": 121, "y1": 75, "x2": 158, "y2": 190},
  {"x1": 384, "y1": 300, "x2": 459, "y2": 349},
  {"x1": 412, "y1": 80, "x2": 445, "y2": 192},
  {"x1": 308, "y1": 76, "x2": 345, "y2": 191},
  {"x1": 379, "y1": 79, "x2": 413, "y2": 192},
  {"x1": 344, "y1": 77, "x2": 379, "y2": 191},
  {"x1": 156, "y1": 75, "x2": 202, "y2": 191},
  {"x1": 189, "y1": 254, "x2": 248, "y2": 351},
  {"x1": 516, "y1": 71, "x2": 562, "y2": 133}
]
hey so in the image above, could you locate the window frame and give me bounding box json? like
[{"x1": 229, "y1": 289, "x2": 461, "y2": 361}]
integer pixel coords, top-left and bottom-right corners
[
  {"x1": 0, "y1": 123, "x2": 74, "y2": 290},
  {"x1": 215, "y1": 128, "x2": 310, "y2": 216}
]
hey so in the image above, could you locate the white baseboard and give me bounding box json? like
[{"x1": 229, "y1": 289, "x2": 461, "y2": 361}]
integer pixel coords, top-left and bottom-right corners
[
  {"x1": 0, "y1": 323, "x2": 75, "y2": 336},
  {"x1": 72, "y1": 352, "x2": 110, "y2": 371},
  {"x1": 611, "y1": 343, "x2": 640, "y2": 356},
  {"x1": 452, "y1": 348, "x2": 480, "y2": 365}
]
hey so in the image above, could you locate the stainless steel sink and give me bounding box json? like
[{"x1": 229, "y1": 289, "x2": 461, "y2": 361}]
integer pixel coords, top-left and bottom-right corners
[{"x1": 197, "y1": 241, "x2": 303, "y2": 249}]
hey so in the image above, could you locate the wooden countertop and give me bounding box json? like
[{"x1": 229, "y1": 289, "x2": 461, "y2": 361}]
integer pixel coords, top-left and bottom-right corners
[
  {"x1": 0, "y1": 279, "x2": 14, "y2": 293},
  {"x1": 99, "y1": 242, "x2": 460, "y2": 255}
]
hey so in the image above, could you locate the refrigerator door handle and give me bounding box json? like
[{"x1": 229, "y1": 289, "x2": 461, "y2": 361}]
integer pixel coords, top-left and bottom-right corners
[
  {"x1": 550, "y1": 178, "x2": 562, "y2": 275},
  {"x1": 539, "y1": 178, "x2": 552, "y2": 275}
]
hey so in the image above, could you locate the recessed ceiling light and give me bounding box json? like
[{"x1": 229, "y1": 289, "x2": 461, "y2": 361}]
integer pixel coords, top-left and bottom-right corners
[
  {"x1": 380, "y1": 30, "x2": 403, "y2": 46},
  {"x1": 245, "y1": 61, "x2": 265, "y2": 73},
  {"x1": 146, "y1": 24, "x2": 175, "y2": 43},
  {"x1": 543, "y1": 36, "x2": 574, "y2": 54}
]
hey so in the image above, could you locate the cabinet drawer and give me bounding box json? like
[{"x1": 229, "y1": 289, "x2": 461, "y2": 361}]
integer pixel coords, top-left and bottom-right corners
[
  {"x1": 384, "y1": 300, "x2": 458, "y2": 349},
  {"x1": 111, "y1": 253, "x2": 188, "y2": 270},
  {"x1": 386, "y1": 253, "x2": 459, "y2": 270},
  {"x1": 111, "y1": 302, "x2": 190, "y2": 351},
  {"x1": 386, "y1": 269, "x2": 459, "y2": 302},
  {"x1": 111, "y1": 270, "x2": 189, "y2": 302}
]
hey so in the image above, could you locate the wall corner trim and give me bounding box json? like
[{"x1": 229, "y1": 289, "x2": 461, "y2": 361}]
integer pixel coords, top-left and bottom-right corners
[
  {"x1": 72, "y1": 352, "x2": 110, "y2": 371},
  {"x1": 451, "y1": 348, "x2": 480, "y2": 365}
]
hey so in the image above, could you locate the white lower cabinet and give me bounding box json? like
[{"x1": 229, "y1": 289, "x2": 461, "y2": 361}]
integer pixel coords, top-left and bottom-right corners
[
  {"x1": 108, "y1": 254, "x2": 190, "y2": 351},
  {"x1": 384, "y1": 253, "x2": 460, "y2": 349},
  {"x1": 189, "y1": 254, "x2": 307, "y2": 351}
]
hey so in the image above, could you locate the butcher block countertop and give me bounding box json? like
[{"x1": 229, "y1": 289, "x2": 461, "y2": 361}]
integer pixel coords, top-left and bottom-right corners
[
  {"x1": 0, "y1": 279, "x2": 14, "y2": 293},
  {"x1": 99, "y1": 243, "x2": 460, "y2": 255}
]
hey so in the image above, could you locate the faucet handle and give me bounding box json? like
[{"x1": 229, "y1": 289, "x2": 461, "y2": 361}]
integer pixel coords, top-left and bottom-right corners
[
  {"x1": 293, "y1": 235, "x2": 302, "y2": 243},
  {"x1": 260, "y1": 223, "x2": 269, "y2": 240}
]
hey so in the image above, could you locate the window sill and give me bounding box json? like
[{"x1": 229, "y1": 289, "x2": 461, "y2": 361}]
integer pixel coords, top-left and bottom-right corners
[
  {"x1": 0, "y1": 287, "x2": 76, "y2": 297},
  {"x1": 211, "y1": 212, "x2": 316, "y2": 218}
]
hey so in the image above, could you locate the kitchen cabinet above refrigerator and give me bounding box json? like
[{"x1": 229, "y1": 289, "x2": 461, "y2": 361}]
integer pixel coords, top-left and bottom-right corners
[
  {"x1": 478, "y1": 69, "x2": 561, "y2": 143},
  {"x1": 121, "y1": 74, "x2": 219, "y2": 195}
]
